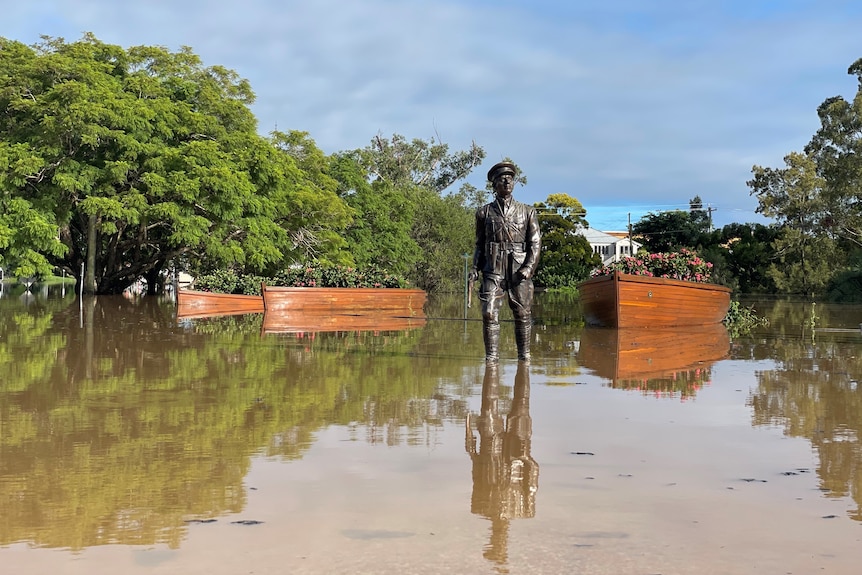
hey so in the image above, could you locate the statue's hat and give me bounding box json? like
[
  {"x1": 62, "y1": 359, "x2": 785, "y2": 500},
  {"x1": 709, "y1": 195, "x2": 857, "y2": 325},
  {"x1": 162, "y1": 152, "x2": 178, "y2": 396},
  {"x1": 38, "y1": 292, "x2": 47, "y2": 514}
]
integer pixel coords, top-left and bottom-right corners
[{"x1": 487, "y1": 161, "x2": 517, "y2": 182}]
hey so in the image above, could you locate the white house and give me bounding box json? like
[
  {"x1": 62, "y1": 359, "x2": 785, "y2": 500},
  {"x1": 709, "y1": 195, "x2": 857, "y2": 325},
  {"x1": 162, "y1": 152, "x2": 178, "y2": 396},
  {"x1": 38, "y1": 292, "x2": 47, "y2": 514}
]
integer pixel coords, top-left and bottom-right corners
[{"x1": 577, "y1": 227, "x2": 642, "y2": 266}]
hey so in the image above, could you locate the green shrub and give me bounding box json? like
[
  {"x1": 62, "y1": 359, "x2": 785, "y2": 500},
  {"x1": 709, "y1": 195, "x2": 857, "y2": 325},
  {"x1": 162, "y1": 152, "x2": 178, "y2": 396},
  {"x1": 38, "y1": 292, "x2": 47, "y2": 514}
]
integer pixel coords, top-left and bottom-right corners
[
  {"x1": 724, "y1": 300, "x2": 769, "y2": 336},
  {"x1": 273, "y1": 263, "x2": 408, "y2": 289},
  {"x1": 194, "y1": 270, "x2": 241, "y2": 294},
  {"x1": 826, "y1": 270, "x2": 862, "y2": 303},
  {"x1": 193, "y1": 263, "x2": 410, "y2": 294}
]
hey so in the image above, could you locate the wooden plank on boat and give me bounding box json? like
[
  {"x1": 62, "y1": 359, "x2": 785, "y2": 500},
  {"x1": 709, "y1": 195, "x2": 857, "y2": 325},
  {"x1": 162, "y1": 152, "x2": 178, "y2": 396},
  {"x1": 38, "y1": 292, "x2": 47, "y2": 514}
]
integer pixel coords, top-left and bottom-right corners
[
  {"x1": 176, "y1": 289, "x2": 264, "y2": 319},
  {"x1": 262, "y1": 286, "x2": 427, "y2": 315},
  {"x1": 578, "y1": 271, "x2": 731, "y2": 328}
]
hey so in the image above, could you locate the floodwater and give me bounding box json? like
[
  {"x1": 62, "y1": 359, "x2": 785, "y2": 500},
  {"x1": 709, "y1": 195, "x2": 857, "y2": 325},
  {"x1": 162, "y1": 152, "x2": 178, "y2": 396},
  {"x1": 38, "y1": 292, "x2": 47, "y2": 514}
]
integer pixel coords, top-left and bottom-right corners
[{"x1": 1, "y1": 286, "x2": 862, "y2": 574}]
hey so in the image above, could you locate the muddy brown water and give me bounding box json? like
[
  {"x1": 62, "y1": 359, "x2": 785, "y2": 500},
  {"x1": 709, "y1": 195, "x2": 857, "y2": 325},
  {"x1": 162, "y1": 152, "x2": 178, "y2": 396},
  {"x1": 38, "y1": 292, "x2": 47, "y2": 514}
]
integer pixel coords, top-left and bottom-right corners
[{"x1": 1, "y1": 289, "x2": 861, "y2": 574}]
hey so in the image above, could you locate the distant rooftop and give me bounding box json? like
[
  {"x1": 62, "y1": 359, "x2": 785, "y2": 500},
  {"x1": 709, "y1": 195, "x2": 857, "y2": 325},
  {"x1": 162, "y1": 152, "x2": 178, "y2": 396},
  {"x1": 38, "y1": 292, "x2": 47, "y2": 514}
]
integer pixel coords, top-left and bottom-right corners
[{"x1": 580, "y1": 228, "x2": 628, "y2": 242}]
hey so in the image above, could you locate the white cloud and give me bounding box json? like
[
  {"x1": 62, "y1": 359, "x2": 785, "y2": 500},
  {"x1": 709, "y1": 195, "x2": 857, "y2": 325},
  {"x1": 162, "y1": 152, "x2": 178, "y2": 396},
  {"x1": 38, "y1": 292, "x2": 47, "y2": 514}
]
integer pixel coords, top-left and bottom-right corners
[{"x1": 3, "y1": 0, "x2": 862, "y2": 228}]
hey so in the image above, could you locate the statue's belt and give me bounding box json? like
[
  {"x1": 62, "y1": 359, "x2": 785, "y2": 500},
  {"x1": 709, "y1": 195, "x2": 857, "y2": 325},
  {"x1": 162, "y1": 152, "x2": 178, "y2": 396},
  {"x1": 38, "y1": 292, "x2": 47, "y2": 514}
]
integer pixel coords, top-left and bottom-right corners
[{"x1": 490, "y1": 241, "x2": 526, "y2": 252}]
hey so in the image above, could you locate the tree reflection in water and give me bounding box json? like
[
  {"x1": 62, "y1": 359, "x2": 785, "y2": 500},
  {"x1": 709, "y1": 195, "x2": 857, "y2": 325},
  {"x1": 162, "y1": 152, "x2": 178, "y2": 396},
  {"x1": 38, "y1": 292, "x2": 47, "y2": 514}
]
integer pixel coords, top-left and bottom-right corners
[
  {"x1": 466, "y1": 362, "x2": 538, "y2": 572},
  {"x1": 746, "y1": 333, "x2": 862, "y2": 521},
  {"x1": 5, "y1": 292, "x2": 862, "y2": 561},
  {"x1": 0, "y1": 295, "x2": 469, "y2": 550}
]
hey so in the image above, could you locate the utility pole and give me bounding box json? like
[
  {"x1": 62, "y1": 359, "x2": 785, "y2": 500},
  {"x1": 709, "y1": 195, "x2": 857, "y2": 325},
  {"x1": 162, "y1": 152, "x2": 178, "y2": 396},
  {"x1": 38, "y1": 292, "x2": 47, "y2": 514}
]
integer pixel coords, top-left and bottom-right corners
[
  {"x1": 628, "y1": 213, "x2": 633, "y2": 255},
  {"x1": 462, "y1": 253, "x2": 470, "y2": 318}
]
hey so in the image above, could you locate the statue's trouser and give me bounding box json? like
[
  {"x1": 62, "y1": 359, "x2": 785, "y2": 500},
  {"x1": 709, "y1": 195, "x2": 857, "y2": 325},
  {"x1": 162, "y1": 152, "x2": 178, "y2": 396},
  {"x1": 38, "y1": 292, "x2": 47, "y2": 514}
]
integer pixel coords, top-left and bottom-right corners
[
  {"x1": 480, "y1": 274, "x2": 534, "y2": 363},
  {"x1": 483, "y1": 321, "x2": 501, "y2": 362},
  {"x1": 514, "y1": 318, "x2": 532, "y2": 363}
]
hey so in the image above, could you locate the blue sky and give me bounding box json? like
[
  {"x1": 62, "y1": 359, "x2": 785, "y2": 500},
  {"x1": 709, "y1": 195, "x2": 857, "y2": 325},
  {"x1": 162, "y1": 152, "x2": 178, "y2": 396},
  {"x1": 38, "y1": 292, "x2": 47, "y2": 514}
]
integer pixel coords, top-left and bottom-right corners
[{"x1": 4, "y1": 0, "x2": 862, "y2": 230}]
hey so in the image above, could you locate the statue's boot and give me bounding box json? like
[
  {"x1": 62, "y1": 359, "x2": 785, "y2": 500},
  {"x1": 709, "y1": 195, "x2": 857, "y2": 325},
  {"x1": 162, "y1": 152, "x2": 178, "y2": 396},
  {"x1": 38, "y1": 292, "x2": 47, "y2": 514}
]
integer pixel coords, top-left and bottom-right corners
[
  {"x1": 515, "y1": 318, "x2": 532, "y2": 363},
  {"x1": 484, "y1": 322, "x2": 500, "y2": 363}
]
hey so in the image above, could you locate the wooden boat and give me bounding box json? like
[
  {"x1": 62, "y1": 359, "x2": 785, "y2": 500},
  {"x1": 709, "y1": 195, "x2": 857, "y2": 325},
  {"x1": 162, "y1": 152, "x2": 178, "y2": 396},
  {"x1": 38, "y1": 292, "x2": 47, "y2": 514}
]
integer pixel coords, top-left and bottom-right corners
[
  {"x1": 262, "y1": 285, "x2": 427, "y2": 315},
  {"x1": 176, "y1": 289, "x2": 264, "y2": 319},
  {"x1": 577, "y1": 324, "x2": 731, "y2": 383},
  {"x1": 261, "y1": 309, "x2": 426, "y2": 334},
  {"x1": 577, "y1": 271, "x2": 731, "y2": 328}
]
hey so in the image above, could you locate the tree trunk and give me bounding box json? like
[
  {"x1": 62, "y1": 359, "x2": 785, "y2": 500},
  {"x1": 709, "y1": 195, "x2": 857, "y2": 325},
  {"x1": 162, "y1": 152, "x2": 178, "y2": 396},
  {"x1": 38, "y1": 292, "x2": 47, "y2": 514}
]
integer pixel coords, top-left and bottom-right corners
[
  {"x1": 84, "y1": 214, "x2": 98, "y2": 295},
  {"x1": 145, "y1": 265, "x2": 164, "y2": 295}
]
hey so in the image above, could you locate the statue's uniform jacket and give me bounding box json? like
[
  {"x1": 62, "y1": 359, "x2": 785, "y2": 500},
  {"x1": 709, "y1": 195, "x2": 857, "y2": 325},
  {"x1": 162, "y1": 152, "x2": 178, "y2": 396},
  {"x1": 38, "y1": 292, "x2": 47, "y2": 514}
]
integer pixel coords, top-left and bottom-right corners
[{"x1": 472, "y1": 197, "x2": 541, "y2": 298}]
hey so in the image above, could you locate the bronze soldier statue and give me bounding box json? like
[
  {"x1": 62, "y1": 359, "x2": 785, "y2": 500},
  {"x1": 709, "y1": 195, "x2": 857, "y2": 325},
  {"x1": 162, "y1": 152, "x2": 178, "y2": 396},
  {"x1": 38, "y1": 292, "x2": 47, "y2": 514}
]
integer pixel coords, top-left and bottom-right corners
[{"x1": 469, "y1": 161, "x2": 542, "y2": 362}]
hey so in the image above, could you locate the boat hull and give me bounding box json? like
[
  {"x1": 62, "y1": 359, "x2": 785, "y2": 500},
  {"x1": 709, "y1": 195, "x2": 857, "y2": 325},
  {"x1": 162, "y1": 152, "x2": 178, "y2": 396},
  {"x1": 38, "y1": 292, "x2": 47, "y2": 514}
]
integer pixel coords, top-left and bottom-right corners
[
  {"x1": 262, "y1": 286, "x2": 427, "y2": 315},
  {"x1": 176, "y1": 289, "x2": 264, "y2": 319},
  {"x1": 577, "y1": 272, "x2": 731, "y2": 328}
]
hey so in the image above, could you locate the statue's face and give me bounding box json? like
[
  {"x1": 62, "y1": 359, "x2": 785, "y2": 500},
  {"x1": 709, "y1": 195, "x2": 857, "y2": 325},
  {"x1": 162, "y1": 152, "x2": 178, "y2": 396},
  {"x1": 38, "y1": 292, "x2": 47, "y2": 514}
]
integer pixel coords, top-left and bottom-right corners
[{"x1": 493, "y1": 173, "x2": 514, "y2": 198}]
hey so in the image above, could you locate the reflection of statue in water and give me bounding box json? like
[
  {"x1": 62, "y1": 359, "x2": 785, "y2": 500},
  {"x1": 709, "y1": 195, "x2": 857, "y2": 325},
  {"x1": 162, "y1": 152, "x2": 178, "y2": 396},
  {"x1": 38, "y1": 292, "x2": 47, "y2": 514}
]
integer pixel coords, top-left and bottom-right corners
[
  {"x1": 465, "y1": 362, "x2": 538, "y2": 570},
  {"x1": 469, "y1": 161, "x2": 542, "y2": 363}
]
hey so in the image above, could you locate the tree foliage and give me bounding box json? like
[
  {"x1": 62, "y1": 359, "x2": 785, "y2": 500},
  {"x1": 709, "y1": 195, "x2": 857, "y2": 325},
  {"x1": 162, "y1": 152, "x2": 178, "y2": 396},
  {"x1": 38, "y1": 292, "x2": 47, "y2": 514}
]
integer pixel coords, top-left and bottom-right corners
[
  {"x1": 332, "y1": 152, "x2": 421, "y2": 277},
  {"x1": 0, "y1": 34, "x2": 351, "y2": 294},
  {"x1": 749, "y1": 151, "x2": 840, "y2": 296},
  {"x1": 747, "y1": 57, "x2": 862, "y2": 297},
  {"x1": 354, "y1": 132, "x2": 485, "y2": 194},
  {"x1": 410, "y1": 187, "x2": 475, "y2": 292},
  {"x1": 629, "y1": 202, "x2": 780, "y2": 293},
  {"x1": 533, "y1": 193, "x2": 598, "y2": 288},
  {"x1": 268, "y1": 130, "x2": 354, "y2": 267},
  {"x1": 632, "y1": 197, "x2": 711, "y2": 253},
  {"x1": 334, "y1": 133, "x2": 484, "y2": 291},
  {"x1": 804, "y1": 59, "x2": 862, "y2": 248},
  {"x1": 714, "y1": 223, "x2": 779, "y2": 294}
]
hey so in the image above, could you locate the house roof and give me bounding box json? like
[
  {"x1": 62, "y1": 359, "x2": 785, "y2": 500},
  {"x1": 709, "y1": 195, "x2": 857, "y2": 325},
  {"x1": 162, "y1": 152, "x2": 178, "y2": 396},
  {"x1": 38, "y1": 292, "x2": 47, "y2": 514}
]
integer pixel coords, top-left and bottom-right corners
[
  {"x1": 605, "y1": 231, "x2": 631, "y2": 240},
  {"x1": 579, "y1": 227, "x2": 627, "y2": 243}
]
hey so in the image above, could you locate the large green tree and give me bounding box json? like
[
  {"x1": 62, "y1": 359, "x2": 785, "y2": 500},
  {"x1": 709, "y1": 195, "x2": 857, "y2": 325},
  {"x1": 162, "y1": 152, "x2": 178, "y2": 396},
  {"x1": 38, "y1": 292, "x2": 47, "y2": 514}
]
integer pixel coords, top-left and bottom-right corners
[
  {"x1": 632, "y1": 197, "x2": 712, "y2": 253},
  {"x1": 268, "y1": 130, "x2": 354, "y2": 267},
  {"x1": 0, "y1": 34, "x2": 351, "y2": 294},
  {"x1": 354, "y1": 133, "x2": 485, "y2": 193},
  {"x1": 747, "y1": 57, "x2": 862, "y2": 298},
  {"x1": 533, "y1": 193, "x2": 599, "y2": 288},
  {"x1": 411, "y1": 186, "x2": 476, "y2": 292},
  {"x1": 331, "y1": 152, "x2": 421, "y2": 277},
  {"x1": 714, "y1": 223, "x2": 779, "y2": 294},
  {"x1": 749, "y1": 151, "x2": 839, "y2": 296},
  {"x1": 335, "y1": 133, "x2": 485, "y2": 291},
  {"x1": 804, "y1": 58, "x2": 862, "y2": 248}
]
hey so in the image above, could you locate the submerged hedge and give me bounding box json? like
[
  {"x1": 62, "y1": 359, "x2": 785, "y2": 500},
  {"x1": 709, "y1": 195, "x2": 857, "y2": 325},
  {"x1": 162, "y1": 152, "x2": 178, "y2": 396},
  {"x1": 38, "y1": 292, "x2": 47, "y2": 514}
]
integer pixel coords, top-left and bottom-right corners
[{"x1": 193, "y1": 263, "x2": 410, "y2": 294}]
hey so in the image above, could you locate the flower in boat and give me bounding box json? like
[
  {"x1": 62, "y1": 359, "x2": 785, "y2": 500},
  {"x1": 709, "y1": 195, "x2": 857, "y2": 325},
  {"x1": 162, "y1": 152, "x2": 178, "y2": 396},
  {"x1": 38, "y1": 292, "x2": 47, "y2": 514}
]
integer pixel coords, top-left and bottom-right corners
[{"x1": 592, "y1": 250, "x2": 714, "y2": 283}]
